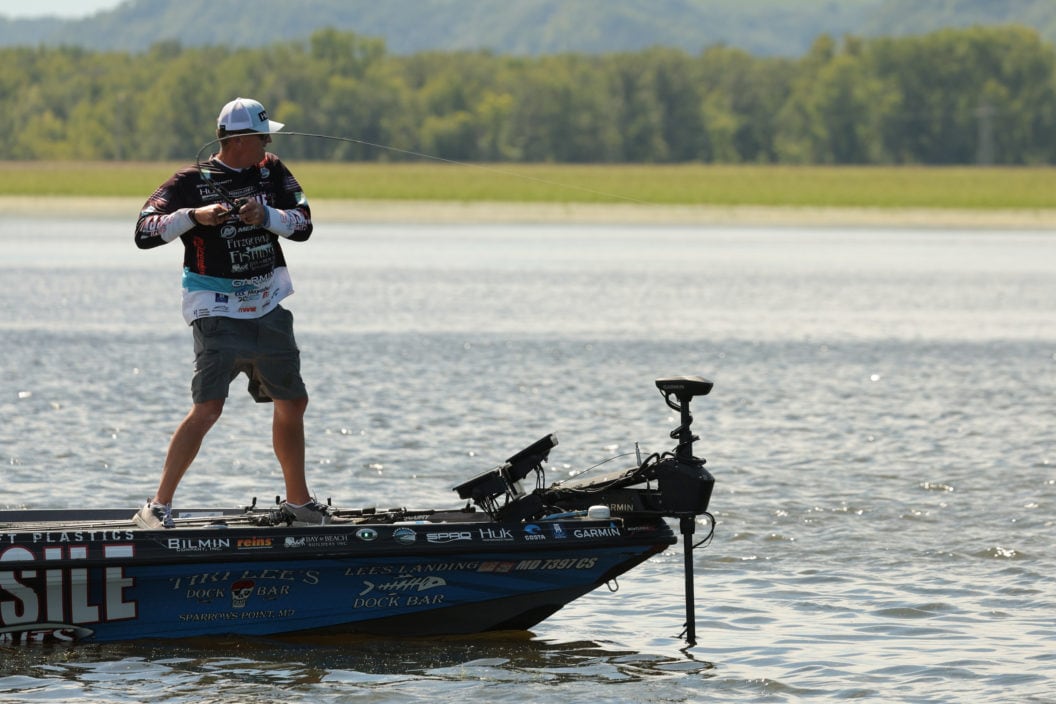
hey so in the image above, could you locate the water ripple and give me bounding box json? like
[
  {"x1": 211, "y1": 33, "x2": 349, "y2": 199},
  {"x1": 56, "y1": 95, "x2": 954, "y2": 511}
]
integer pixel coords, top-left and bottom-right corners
[{"x1": 3, "y1": 221, "x2": 1056, "y2": 702}]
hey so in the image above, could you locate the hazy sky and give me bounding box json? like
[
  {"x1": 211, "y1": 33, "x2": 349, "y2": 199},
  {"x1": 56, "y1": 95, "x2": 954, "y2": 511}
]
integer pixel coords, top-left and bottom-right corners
[{"x1": 0, "y1": 0, "x2": 125, "y2": 19}]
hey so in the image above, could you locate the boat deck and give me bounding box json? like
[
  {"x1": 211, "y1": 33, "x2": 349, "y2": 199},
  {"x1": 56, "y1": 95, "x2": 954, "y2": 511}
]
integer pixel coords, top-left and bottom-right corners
[{"x1": 0, "y1": 504, "x2": 484, "y2": 532}]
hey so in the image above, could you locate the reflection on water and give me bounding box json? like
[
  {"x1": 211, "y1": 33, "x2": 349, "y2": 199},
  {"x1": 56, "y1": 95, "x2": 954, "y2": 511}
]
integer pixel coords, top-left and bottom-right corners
[{"x1": 1, "y1": 633, "x2": 715, "y2": 702}]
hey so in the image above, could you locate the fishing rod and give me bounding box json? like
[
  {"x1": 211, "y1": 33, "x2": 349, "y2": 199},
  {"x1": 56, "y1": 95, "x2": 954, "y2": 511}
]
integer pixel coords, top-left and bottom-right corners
[{"x1": 194, "y1": 131, "x2": 653, "y2": 207}]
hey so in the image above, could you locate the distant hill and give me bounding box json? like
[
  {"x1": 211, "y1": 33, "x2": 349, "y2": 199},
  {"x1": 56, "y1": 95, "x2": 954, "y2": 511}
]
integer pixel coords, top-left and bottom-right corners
[{"x1": 1, "y1": 0, "x2": 1054, "y2": 56}]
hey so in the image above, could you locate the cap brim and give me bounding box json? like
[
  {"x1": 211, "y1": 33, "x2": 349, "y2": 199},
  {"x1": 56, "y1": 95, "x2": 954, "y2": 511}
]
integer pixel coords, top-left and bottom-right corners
[{"x1": 263, "y1": 119, "x2": 285, "y2": 133}]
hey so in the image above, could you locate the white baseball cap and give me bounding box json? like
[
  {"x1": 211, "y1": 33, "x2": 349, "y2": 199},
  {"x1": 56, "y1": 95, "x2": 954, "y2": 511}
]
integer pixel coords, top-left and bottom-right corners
[{"x1": 217, "y1": 97, "x2": 284, "y2": 134}]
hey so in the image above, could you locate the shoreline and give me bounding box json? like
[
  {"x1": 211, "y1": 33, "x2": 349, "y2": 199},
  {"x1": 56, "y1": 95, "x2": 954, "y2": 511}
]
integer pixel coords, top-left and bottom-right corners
[{"x1": 2, "y1": 196, "x2": 1054, "y2": 229}]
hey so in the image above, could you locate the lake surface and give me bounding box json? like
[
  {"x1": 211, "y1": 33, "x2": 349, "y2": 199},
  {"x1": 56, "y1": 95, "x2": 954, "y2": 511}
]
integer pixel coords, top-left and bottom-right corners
[{"x1": 1, "y1": 215, "x2": 1054, "y2": 703}]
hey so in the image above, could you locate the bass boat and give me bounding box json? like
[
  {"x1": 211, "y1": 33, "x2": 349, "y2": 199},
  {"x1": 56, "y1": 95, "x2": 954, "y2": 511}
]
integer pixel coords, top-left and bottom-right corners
[{"x1": 0, "y1": 376, "x2": 716, "y2": 645}]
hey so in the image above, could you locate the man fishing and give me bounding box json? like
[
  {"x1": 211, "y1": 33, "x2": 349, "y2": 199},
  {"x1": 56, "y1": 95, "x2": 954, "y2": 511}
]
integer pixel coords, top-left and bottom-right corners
[{"x1": 132, "y1": 96, "x2": 329, "y2": 529}]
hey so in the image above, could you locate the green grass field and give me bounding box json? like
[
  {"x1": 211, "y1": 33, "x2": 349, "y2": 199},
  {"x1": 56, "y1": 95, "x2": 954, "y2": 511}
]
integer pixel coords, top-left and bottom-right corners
[{"x1": 2, "y1": 161, "x2": 1055, "y2": 210}]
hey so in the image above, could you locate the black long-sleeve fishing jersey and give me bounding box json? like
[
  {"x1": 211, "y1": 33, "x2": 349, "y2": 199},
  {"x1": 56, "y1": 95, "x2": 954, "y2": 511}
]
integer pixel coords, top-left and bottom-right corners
[{"x1": 134, "y1": 154, "x2": 312, "y2": 324}]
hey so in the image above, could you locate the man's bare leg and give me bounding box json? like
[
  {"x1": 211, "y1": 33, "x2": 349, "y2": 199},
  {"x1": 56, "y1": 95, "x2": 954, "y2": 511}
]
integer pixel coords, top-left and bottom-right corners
[
  {"x1": 152, "y1": 398, "x2": 225, "y2": 505},
  {"x1": 273, "y1": 396, "x2": 310, "y2": 504}
]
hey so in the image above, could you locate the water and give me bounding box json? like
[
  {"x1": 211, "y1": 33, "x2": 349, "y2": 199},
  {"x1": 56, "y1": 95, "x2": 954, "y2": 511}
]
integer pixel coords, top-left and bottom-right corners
[{"x1": 1, "y1": 215, "x2": 1054, "y2": 702}]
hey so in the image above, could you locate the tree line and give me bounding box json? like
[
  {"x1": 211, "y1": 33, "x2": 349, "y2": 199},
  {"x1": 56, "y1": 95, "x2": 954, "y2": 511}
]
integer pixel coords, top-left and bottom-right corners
[{"x1": 3, "y1": 24, "x2": 1055, "y2": 165}]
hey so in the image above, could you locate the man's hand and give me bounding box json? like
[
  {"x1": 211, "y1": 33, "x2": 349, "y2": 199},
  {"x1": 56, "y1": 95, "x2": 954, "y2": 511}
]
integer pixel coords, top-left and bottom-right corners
[
  {"x1": 235, "y1": 199, "x2": 267, "y2": 226},
  {"x1": 193, "y1": 203, "x2": 236, "y2": 226},
  {"x1": 192, "y1": 200, "x2": 267, "y2": 227}
]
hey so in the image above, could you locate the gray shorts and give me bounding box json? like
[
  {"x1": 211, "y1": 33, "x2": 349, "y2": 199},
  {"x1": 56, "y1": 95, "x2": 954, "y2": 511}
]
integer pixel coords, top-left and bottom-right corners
[{"x1": 190, "y1": 306, "x2": 307, "y2": 404}]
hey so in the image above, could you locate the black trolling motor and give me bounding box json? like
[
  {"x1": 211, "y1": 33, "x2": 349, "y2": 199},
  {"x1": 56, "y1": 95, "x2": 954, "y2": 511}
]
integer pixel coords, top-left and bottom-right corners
[{"x1": 653, "y1": 375, "x2": 715, "y2": 646}]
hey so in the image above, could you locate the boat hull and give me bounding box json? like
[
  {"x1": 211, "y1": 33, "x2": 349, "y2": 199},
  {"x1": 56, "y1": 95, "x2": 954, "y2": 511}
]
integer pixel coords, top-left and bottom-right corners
[{"x1": 0, "y1": 512, "x2": 673, "y2": 643}]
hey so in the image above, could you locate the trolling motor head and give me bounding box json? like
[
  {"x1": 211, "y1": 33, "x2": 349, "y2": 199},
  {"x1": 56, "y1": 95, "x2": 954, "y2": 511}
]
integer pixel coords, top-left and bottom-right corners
[{"x1": 656, "y1": 376, "x2": 713, "y2": 462}]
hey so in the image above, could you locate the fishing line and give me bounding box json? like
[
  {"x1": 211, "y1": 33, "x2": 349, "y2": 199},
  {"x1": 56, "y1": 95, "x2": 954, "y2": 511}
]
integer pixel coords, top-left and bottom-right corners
[{"x1": 195, "y1": 131, "x2": 653, "y2": 205}]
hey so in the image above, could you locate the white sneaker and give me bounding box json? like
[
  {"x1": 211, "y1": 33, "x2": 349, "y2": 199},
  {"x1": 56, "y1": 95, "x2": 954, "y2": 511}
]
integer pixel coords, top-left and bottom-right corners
[
  {"x1": 133, "y1": 500, "x2": 175, "y2": 529},
  {"x1": 280, "y1": 499, "x2": 332, "y2": 526}
]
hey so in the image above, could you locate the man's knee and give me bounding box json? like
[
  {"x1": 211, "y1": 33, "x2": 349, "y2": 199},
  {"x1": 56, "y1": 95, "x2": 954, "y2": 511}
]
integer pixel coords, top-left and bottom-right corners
[
  {"x1": 189, "y1": 399, "x2": 225, "y2": 427},
  {"x1": 274, "y1": 396, "x2": 308, "y2": 419}
]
